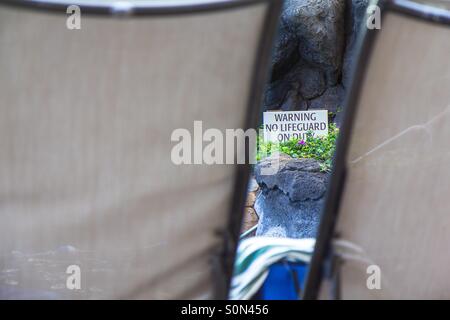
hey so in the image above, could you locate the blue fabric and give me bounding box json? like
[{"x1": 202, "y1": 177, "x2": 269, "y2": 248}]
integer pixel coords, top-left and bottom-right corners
[{"x1": 253, "y1": 261, "x2": 308, "y2": 300}]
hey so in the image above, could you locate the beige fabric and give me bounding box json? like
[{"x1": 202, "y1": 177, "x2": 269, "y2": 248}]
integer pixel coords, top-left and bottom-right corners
[
  {"x1": 414, "y1": 0, "x2": 450, "y2": 9},
  {"x1": 0, "y1": 3, "x2": 267, "y2": 299},
  {"x1": 333, "y1": 12, "x2": 450, "y2": 299}
]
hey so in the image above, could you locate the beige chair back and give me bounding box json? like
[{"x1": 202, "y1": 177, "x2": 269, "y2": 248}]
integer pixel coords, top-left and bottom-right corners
[
  {"x1": 305, "y1": 0, "x2": 450, "y2": 299},
  {"x1": 0, "y1": 0, "x2": 281, "y2": 299}
]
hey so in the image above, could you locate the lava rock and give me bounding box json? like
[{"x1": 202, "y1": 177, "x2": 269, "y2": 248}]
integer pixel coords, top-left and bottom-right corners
[
  {"x1": 286, "y1": 0, "x2": 346, "y2": 86},
  {"x1": 265, "y1": 62, "x2": 326, "y2": 110},
  {"x1": 271, "y1": 18, "x2": 300, "y2": 81},
  {"x1": 310, "y1": 85, "x2": 345, "y2": 111},
  {"x1": 255, "y1": 189, "x2": 323, "y2": 238},
  {"x1": 264, "y1": 0, "x2": 346, "y2": 111},
  {"x1": 297, "y1": 64, "x2": 327, "y2": 100},
  {"x1": 342, "y1": 0, "x2": 370, "y2": 88},
  {"x1": 254, "y1": 154, "x2": 329, "y2": 238},
  {"x1": 280, "y1": 89, "x2": 308, "y2": 111},
  {"x1": 264, "y1": 79, "x2": 290, "y2": 109}
]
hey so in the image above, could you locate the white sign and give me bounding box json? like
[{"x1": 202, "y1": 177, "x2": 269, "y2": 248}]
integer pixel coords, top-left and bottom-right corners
[{"x1": 263, "y1": 110, "x2": 328, "y2": 143}]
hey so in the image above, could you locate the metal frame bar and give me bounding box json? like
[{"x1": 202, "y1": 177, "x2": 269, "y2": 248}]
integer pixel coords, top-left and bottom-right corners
[
  {"x1": 0, "y1": 0, "x2": 271, "y2": 15},
  {"x1": 0, "y1": 0, "x2": 283, "y2": 299},
  {"x1": 303, "y1": 0, "x2": 450, "y2": 300},
  {"x1": 391, "y1": 0, "x2": 450, "y2": 23},
  {"x1": 218, "y1": 0, "x2": 283, "y2": 298}
]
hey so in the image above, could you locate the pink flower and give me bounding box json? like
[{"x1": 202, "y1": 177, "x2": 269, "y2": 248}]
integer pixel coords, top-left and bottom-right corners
[{"x1": 298, "y1": 140, "x2": 306, "y2": 146}]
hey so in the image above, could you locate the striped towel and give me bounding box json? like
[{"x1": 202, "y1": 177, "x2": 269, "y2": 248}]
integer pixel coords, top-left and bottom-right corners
[{"x1": 230, "y1": 237, "x2": 315, "y2": 300}]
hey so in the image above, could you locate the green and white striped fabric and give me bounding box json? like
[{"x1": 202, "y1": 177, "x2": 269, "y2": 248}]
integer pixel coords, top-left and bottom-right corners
[{"x1": 230, "y1": 237, "x2": 315, "y2": 300}]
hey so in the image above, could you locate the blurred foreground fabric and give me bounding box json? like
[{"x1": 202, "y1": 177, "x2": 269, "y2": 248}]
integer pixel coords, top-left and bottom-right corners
[{"x1": 230, "y1": 237, "x2": 314, "y2": 299}]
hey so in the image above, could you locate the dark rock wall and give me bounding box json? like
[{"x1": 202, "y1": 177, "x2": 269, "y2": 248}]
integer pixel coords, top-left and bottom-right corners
[
  {"x1": 254, "y1": 154, "x2": 329, "y2": 238},
  {"x1": 264, "y1": 0, "x2": 369, "y2": 120}
]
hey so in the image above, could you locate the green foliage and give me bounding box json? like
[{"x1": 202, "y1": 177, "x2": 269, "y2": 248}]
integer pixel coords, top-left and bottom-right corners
[{"x1": 256, "y1": 123, "x2": 339, "y2": 172}]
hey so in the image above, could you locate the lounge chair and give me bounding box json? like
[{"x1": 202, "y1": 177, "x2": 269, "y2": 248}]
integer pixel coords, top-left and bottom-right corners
[
  {"x1": 304, "y1": 0, "x2": 450, "y2": 299},
  {"x1": 0, "y1": 0, "x2": 282, "y2": 299}
]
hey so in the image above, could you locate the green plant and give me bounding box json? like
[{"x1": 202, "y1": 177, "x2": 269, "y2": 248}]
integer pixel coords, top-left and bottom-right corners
[{"x1": 256, "y1": 123, "x2": 339, "y2": 172}]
